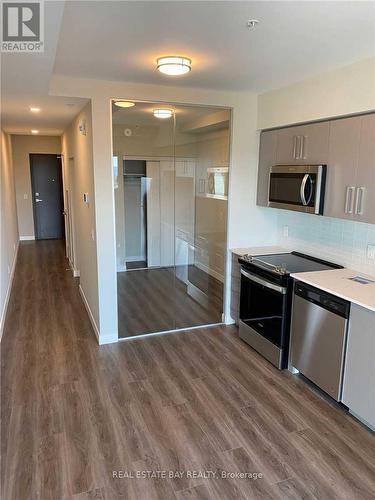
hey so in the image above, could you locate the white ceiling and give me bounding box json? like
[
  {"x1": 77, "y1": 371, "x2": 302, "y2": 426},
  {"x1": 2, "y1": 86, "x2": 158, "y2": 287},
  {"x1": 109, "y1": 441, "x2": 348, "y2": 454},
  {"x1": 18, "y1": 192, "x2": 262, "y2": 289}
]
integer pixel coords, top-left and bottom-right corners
[
  {"x1": 54, "y1": 1, "x2": 375, "y2": 91},
  {"x1": 0, "y1": 1, "x2": 87, "y2": 135},
  {"x1": 2, "y1": 1, "x2": 375, "y2": 135}
]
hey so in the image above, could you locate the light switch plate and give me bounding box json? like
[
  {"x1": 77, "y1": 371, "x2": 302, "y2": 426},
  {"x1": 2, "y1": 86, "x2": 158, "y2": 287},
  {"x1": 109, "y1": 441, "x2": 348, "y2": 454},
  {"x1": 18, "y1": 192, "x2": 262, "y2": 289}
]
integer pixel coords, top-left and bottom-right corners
[{"x1": 367, "y1": 244, "x2": 375, "y2": 260}]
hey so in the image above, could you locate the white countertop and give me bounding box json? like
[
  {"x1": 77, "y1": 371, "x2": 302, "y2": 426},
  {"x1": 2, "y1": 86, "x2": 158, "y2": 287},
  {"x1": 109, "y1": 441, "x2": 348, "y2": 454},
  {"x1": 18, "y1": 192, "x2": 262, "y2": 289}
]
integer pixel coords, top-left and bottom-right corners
[
  {"x1": 291, "y1": 268, "x2": 375, "y2": 313},
  {"x1": 231, "y1": 245, "x2": 288, "y2": 257}
]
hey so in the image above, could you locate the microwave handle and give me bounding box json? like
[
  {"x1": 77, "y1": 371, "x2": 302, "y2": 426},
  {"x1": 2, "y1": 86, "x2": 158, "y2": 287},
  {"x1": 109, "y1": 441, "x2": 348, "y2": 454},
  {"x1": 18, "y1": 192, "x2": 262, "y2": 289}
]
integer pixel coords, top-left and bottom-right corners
[{"x1": 300, "y1": 174, "x2": 312, "y2": 206}]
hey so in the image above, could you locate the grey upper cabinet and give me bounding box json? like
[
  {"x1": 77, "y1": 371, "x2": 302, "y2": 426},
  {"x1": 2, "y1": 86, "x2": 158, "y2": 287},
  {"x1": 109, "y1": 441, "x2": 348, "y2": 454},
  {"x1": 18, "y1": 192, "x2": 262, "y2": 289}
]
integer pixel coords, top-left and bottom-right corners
[
  {"x1": 257, "y1": 113, "x2": 375, "y2": 221},
  {"x1": 342, "y1": 304, "x2": 375, "y2": 430},
  {"x1": 256, "y1": 129, "x2": 277, "y2": 207},
  {"x1": 276, "y1": 122, "x2": 330, "y2": 165},
  {"x1": 355, "y1": 113, "x2": 375, "y2": 224},
  {"x1": 324, "y1": 116, "x2": 362, "y2": 220}
]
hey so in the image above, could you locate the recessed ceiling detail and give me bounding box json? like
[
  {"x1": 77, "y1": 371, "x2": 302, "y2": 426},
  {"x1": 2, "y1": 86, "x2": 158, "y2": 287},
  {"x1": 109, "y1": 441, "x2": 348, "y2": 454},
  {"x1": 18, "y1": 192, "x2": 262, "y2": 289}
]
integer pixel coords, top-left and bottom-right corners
[{"x1": 156, "y1": 56, "x2": 191, "y2": 76}]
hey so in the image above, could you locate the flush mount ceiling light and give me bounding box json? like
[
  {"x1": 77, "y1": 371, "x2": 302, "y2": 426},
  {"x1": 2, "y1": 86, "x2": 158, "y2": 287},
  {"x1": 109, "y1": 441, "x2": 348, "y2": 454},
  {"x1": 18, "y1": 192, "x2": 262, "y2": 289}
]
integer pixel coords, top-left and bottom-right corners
[
  {"x1": 156, "y1": 56, "x2": 191, "y2": 76},
  {"x1": 153, "y1": 109, "x2": 173, "y2": 119},
  {"x1": 31, "y1": 129, "x2": 39, "y2": 134},
  {"x1": 30, "y1": 107, "x2": 41, "y2": 113},
  {"x1": 114, "y1": 101, "x2": 135, "y2": 108}
]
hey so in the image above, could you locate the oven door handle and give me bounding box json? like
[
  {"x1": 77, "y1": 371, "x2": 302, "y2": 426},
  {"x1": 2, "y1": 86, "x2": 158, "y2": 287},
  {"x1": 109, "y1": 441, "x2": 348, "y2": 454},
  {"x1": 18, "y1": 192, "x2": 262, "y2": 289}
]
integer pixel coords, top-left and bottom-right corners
[{"x1": 241, "y1": 269, "x2": 287, "y2": 294}]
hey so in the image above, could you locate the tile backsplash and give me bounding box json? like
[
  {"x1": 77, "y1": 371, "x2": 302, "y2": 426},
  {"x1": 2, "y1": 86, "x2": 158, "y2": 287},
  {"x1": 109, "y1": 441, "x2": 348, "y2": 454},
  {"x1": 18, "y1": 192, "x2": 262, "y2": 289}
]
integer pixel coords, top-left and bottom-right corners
[{"x1": 277, "y1": 211, "x2": 375, "y2": 275}]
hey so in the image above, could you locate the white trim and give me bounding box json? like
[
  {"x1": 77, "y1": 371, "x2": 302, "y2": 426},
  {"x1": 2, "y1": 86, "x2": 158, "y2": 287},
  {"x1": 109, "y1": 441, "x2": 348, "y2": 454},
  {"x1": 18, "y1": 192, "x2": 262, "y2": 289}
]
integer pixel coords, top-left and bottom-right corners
[
  {"x1": 194, "y1": 261, "x2": 224, "y2": 283},
  {"x1": 79, "y1": 284, "x2": 100, "y2": 341},
  {"x1": 79, "y1": 285, "x2": 117, "y2": 345},
  {"x1": 20, "y1": 236, "x2": 35, "y2": 241},
  {"x1": 119, "y1": 322, "x2": 224, "y2": 342},
  {"x1": 0, "y1": 242, "x2": 20, "y2": 341}
]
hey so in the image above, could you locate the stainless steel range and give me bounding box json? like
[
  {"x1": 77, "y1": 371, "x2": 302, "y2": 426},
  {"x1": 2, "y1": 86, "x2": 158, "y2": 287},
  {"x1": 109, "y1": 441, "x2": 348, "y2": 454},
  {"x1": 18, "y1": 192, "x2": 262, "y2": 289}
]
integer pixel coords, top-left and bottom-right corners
[{"x1": 238, "y1": 252, "x2": 343, "y2": 369}]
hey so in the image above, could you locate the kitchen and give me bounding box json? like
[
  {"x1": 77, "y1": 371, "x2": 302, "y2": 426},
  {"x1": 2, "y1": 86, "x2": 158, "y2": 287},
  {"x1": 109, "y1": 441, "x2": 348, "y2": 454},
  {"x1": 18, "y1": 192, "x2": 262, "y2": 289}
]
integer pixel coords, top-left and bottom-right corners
[{"x1": 231, "y1": 111, "x2": 375, "y2": 432}]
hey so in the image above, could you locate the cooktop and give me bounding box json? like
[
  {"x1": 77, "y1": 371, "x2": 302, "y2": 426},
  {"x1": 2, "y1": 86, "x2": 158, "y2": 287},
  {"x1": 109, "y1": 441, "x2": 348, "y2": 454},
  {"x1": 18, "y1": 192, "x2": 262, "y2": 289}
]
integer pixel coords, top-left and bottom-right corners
[{"x1": 239, "y1": 251, "x2": 343, "y2": 276}]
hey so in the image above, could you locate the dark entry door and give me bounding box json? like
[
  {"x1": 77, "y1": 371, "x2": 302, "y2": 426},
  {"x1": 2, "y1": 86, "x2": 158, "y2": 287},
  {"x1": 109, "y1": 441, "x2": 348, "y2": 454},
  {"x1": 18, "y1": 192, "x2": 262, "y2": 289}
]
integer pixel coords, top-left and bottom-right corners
[{"x1": 30, "y1": 154, "x2": 65, "y2": 240}]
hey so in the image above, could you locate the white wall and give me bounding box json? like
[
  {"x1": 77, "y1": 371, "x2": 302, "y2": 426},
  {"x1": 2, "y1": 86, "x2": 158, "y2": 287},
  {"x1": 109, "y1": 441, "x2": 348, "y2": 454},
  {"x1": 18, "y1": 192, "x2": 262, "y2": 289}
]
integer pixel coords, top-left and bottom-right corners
[
  {"x1": 258, "y1": 57, "x2": 375, "y2": 276},
  {"x1": 61, "y1": 102, "x2": 101, "y2": 341},
  {"x1": 11, "y1": 135, "x2": 61, "y2": 239},
  {"x1": 258, "y1": 57, "x2": 375, "y2": 129},
  {"x1": 0, "y1": 130, "x2": 19, "y2": 339},
  {"x1": 50, "y1": 76, "x2": 278, "y2": 339}
]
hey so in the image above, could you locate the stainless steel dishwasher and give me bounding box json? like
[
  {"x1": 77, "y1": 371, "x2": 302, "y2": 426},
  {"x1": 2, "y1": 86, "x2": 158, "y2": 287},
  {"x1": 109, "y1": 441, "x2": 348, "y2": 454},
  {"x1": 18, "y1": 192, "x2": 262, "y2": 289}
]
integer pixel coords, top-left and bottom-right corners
[{"x1": 290, "y1": 281, "x2": 350, "y2": 401}]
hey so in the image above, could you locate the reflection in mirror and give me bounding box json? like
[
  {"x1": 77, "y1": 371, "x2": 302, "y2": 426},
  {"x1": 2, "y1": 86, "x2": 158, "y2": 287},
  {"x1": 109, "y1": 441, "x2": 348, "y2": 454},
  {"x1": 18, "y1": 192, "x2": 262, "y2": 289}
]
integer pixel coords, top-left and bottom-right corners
[{"x1": 112, "y1": 101, "x2": 231, "y2": 338}]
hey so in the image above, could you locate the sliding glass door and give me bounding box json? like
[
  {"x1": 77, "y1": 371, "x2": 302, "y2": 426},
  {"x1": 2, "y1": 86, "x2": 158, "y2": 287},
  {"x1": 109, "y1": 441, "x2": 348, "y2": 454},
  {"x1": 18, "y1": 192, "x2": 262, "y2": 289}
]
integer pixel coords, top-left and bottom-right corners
[{"x1": 112, "y1": 100, "x2": 230, "y2": 338}]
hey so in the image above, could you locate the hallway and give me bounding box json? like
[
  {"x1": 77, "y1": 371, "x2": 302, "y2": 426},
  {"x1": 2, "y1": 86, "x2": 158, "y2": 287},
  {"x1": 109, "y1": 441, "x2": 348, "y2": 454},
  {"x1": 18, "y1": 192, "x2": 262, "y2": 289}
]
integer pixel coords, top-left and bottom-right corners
[{"x1": 2, "y1": 241, "x2": 375, "y2": 499}]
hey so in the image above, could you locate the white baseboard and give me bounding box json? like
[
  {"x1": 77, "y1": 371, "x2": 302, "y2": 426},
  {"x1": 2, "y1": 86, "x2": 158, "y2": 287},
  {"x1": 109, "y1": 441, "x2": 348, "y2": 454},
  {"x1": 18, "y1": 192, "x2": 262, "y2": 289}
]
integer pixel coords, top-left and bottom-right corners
[
  {"x1": 0, "y1": 241, "x2": 20, "y2": 341},
  {"x1": 20, "y1": 235, "x2": 35, "y2": 241},
  {"x1": 125, "y1": 255, "x2": 146, "y2": 262},
  {"x1": 79, "y1": 284, "x2": 100, "y2": 342},
  {"x1": 78, "y1": 285, "x2": 117, "y2": 345}
]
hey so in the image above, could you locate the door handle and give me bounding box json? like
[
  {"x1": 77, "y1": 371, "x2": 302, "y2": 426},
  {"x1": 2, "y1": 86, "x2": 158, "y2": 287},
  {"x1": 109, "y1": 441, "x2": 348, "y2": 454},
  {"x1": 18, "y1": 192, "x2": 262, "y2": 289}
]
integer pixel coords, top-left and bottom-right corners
[
  {"x1": 345, "y1": 186, "x2": 355, "y2": 214},
  {"x1": 35, "y1": 198, "x2": 43, "y2": 202},
  {"x1": 355, "y1": 187, "x2": 365, "y2": 215}
]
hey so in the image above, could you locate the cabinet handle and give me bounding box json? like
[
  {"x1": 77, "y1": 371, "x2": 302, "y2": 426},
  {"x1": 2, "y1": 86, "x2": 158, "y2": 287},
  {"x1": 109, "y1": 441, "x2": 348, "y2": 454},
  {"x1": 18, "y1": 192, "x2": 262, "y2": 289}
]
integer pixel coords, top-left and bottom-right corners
[
  {"x1": 299, "y1": 135, "x2": 304, "y2": 159},
  {"x1": 355, "y1": 187, "x2": 365, "y2": 215},
  {"x1": 293, "y1": 136, "x2": 297, "y2": 159},
  {"x1": 345, "y1": 186, "x2": 355, "y2": 214},
  {"x1": 301, "y1": 136, "x2": 307, "y2": 159},
  {"x1": 295, "y1": 136, "x2": 301, "y2": 159}
]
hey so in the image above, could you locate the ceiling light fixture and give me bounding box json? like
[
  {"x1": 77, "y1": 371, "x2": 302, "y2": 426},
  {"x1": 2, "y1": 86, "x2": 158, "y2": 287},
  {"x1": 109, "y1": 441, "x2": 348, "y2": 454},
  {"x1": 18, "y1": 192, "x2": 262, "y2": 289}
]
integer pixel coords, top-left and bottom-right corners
[
  {"x1": 153, "y1": 109, "x2": 173, "y2": 119},
  {"x1": 30, "y1": 107, "x2": 41, "y2": 113},
  {"x1": 156, "y1": 56, "x2": 191, "y2": 76},
  {"x1": 31, "y1": 130, "x2": 39, "y2": 134},
  {"x1": 114, "y1": 101, "x2": 135, "y2": 108}
]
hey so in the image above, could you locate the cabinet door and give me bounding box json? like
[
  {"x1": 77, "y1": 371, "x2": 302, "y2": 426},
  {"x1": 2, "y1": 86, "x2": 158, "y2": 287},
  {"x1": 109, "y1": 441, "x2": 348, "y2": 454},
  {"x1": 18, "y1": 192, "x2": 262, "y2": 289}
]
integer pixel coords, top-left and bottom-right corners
[
  {"x1": 276, "y1": 122, "x2": 330, "y2": 165},
  {"x1": 342, "y1": 304, "x2": 375, "y2": 429},
  {"x1": 275, "y1": 126, "x2": 301, "y2": 164},
  {"x1": 299, "y1": 121, "x2": 330, "y2": 164},
  {"x1": 324, "y1": 116, "x2": 361, "y2": 220},
  {"x1": 355, "y1": 114, "x2": 375, "y2": 224},
  {"x1": 256, "y1": 129, "x2": 277, "y2": 207}
]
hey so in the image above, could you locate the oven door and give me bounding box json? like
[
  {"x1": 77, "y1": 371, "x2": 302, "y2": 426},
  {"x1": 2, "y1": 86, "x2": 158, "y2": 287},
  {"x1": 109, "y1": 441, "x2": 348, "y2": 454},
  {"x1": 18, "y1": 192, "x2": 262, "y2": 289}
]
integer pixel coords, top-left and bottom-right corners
[
  {"x1": 239, "y1": 269, "x2": 287, "y2": 348},
  {"x1": 268, "y1": 165, "x2": 325, "y2": 214}
]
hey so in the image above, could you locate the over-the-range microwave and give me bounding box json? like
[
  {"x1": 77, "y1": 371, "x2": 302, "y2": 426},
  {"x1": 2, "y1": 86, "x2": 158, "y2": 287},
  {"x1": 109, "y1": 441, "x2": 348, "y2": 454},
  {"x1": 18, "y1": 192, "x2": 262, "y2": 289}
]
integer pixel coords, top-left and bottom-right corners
[{"x1": 268, "y1": 165, "x2": 327, "y2": 215}]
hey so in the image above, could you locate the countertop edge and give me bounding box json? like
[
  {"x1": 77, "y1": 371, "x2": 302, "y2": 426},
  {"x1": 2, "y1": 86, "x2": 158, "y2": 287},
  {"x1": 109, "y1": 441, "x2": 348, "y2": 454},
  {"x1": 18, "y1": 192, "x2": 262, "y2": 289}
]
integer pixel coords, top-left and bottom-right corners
[{"x1": 291, "y1": 273, "x2": 375, "y2": 313}]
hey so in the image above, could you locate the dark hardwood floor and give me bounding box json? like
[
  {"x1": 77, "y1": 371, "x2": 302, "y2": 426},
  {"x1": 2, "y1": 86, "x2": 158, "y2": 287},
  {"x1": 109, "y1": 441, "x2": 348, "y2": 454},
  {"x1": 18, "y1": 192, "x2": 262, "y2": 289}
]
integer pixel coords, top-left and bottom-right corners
[
  {"x1": 2, "y1": 240, "x2": 375, "y2": 499},
  {"x1": 117, "y1": 266, "x2": 223, "y2": 338}
]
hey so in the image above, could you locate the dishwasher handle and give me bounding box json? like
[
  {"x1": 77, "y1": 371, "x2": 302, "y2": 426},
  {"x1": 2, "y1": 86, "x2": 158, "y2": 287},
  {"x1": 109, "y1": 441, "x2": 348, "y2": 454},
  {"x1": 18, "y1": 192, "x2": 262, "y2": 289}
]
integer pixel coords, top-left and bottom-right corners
[{"x1": 294, "y1": 281, "x2": 350, "y2": 319}]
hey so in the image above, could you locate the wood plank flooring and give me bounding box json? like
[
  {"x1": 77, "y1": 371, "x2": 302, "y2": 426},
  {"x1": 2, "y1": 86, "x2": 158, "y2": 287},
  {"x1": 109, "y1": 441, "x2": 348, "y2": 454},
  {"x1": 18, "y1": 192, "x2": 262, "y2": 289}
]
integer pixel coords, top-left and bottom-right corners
[
  {"x1": 117, "y1": 266, "x2": 222, "y2": 338},
  {"x1": 2, "y1": 240, "x2": 375, "y2": 499}
]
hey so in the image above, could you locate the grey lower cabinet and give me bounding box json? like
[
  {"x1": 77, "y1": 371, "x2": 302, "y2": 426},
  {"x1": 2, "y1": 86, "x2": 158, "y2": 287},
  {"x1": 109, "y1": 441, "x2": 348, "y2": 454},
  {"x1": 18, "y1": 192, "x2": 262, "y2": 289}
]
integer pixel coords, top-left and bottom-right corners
[
  {"x1": 342, "y1": 304, "x2": 375, "y2": 430},
  {"x1": 276, "y1": 121, "x2": 330, "y2": 165}
]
